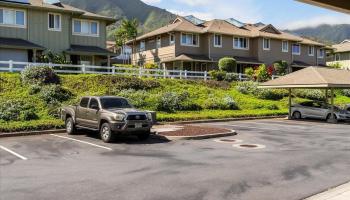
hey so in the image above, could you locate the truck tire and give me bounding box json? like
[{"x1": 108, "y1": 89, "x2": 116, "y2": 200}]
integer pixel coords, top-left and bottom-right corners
[
  {"x1": 137, "y1": 131, "x2": 150, "y2": 141},
  {"x1": 66, "y1": 117, "x2": 76, "y2": 135},
  {"x1": 100, "y1": 123, "x2": 114, "y2": 143}
]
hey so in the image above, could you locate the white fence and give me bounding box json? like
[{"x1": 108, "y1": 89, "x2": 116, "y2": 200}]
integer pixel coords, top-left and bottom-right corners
[{"x1": 0, "y1": 60, "x2": 277, "y2": 81}]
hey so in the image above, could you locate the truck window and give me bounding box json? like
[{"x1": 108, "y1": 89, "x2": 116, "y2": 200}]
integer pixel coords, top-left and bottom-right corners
[
  {"x1": 89, "y1": 98, "x2": 99, "y2": 109},
  {"x1": 80, "y1": 98, "x2": 90, "y2": 108}
]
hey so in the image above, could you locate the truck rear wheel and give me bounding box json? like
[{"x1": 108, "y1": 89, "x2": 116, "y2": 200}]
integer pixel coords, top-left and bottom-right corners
[
  {"x1": 66, "y1": 117, "x2": 76, "y2": 135},
  {"x1": 100, "y1": 123, "x2": 114, "y2": 143}
]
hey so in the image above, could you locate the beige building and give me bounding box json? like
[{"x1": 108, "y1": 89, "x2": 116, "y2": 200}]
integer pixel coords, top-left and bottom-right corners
[
  {"x1": 327, "y1": 40, "x2": 350, "y2": 70},
  {"x1": 128, "y1": 16, "x2": 327, "y2": 73},
  {"x1": 0, "y1": 0, "x2": 116, "y2": 66}
]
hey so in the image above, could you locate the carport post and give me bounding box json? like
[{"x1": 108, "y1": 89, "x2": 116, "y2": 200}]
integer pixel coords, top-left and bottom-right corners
[
  {"x1": 288, "y1": 88, "x2": 292, "y2": 119},
  {"x1": 330, "y1": 88, "x2": 336, "y2": 123}
]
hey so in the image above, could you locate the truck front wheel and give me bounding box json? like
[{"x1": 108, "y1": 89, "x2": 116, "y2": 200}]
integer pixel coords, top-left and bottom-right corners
[
  {"x1": 100, "y1": 123, "x2": 114, "y2": 143},
  {"x1": 66, "y1": 117, "x2": 76, "y2": 135}
]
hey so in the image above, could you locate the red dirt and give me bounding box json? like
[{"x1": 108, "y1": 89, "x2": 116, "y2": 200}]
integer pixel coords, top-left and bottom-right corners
[{"x1": 158, "y1": 125, "x2": 231, "y2": 137}]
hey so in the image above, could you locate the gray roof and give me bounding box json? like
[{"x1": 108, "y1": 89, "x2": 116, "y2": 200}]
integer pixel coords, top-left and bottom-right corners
[
  {"x1": 0, "y1": 37, "x2": 45, "y2": 50},
  {"x1": 260, "y1": 66, "x2": 350, "y2": 89},
  {"x1": 65, "y1": 45, "x2": 115, "y2": 56}
]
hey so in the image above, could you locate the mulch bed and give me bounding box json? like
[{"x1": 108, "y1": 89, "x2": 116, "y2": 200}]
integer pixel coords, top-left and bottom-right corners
[{"x1": 158, "y1": 125, "x2": 231, "y2": 137}]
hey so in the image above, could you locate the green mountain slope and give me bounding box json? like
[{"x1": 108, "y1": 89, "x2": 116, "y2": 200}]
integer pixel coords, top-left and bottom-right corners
[
  {"x1": 61, "y1": 0, "x2": 175, "y2": 40},
  {"x1": 287, "y1": 24, "x2": 350, "y2": 44}
]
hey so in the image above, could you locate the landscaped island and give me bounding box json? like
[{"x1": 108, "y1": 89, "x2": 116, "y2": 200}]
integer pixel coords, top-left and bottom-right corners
[{"x1": 1, "y1": 67, "x2": 350, "y2": 132}]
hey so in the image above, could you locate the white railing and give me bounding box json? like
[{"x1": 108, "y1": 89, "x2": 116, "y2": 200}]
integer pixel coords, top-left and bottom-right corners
[
  {"x1": 327, "y1": 61, "x2": 350, "y2": 70},
  {"x1": 0, "y1": 60, "x2": 254, "y2": 81}
]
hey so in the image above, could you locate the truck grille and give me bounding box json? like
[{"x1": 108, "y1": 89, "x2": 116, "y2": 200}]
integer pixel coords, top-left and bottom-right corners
[{"x1": 127, "y1": 114, "x2": 147, "y2": 120}]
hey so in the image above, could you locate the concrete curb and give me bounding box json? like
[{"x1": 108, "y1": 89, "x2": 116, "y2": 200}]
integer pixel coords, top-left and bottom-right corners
[
  {"x1": 0, "y1": 129, "x2": 66, "y2": 138},
  {"x1": 159, "y1": 115, "x2": 287, "y2": 125},
  {"x1": 157, "y1": 130, "x2": 237, "y2": 141}
]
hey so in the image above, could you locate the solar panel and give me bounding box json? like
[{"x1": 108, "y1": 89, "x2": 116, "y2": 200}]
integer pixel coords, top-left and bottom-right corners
[
  {"x1": 184, "y1": 15, "x2": 205, "y2": 25},
  {"x1": 0, "y1": 0, "x2": 30, "y2": 4},
  {"x1": 225, "y1": 18, "x2": 245, "y2": 28}
]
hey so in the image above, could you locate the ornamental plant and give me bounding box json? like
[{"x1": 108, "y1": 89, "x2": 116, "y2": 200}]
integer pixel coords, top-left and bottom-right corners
[{"x1": 218, "y1": 57, "x2": 237, "y2": 72}]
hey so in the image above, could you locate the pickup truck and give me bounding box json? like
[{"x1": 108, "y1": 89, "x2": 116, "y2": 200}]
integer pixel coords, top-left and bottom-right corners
[{"x1": 61, "y1": 96, "x2": 153, "y2": 143}]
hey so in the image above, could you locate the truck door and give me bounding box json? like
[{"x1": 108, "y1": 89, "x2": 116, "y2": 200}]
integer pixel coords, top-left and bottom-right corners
[
  {"x1": 76, "y1": 97, "x2": 90, "y2": 126},
  {"x1": 86, "y1": 98, "x2": 100, "y2": 129}
]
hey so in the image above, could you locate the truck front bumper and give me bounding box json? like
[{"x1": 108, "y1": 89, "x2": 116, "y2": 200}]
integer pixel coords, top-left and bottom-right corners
[{"x1": 110, "y1": 120, "x2": 152, "y2": 133}]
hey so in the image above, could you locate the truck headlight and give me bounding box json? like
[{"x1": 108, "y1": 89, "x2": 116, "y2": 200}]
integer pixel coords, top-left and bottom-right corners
[{"x1": 114, "y1": 113, "x2": 125, "y2": 121}]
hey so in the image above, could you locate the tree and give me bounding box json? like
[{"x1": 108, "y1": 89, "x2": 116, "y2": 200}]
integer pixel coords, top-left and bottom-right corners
[
  {"x1": 114, "y1": 18, "x2": 139, "y2": 64},
  {"x1": 218, "y1": 57, "x2": 237, "y2": 72}
]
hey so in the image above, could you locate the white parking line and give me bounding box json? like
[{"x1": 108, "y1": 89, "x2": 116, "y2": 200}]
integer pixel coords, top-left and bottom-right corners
[
  {"x1": 210, "y1": 124, "x2": 282, "y2": 131},
  {"x1": 0, "y1": 145, "x2": 28, "y2": 160},
  {"x1": 50, "y1": 134, "x2": 112, "y2": 151}
]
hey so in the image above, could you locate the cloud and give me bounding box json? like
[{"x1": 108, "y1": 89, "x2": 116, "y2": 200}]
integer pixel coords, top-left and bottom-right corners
[
  {"x1": 282, "y1": 14, "x2": 350, "y2": 30},
  {"x1": 169, "y1": 0, "x2": 263, "y2": 23},
  {"x1": 141, "y1": 0, "x2": 162, "y2": 4}
]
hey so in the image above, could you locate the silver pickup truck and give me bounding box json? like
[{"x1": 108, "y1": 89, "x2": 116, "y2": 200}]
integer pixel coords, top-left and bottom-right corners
[{"x1": 61, "y1": 96, "x2": 153, "y2": 143}]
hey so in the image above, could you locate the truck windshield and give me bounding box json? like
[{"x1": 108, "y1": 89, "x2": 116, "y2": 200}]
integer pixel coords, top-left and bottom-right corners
[{"x1": 100, "y1": 98, "x2": 133, "y2": 109}]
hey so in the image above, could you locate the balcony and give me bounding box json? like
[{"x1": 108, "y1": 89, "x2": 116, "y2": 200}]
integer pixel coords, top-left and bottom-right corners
[{"x1": 133, "y1": 46, "x2": 175, "y2": 64}]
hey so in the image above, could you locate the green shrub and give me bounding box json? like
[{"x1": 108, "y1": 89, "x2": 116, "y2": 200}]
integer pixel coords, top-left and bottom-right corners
[
  {"x1": 218, "y1": 57, "x2": 237, "y2": 72},
  {"x1": 118, "y1": 89, "x2": 150, "y2": 108},
  {"x1": 0, "y1": 100, "x2": 38, "y2": 121},
  {"x1": 255, "y1": 64, "x2": 270, "y2": 82},
  {"x1": 273, "y1": 60, "x2": 288, "y2": 76},
  {"x1": 156, "y1": 92, "x2": 201, "y2": 113},
  {"x1": 21, "y1": 66, "x2": 60, "y2": 85},
  {"x1": 294, "y1": 89, "x2": 325, "y2": 101},
  {"x1": 245, "y1": 67, "x2": 254, "y2": 79},
  {"x1": 225, "y1": 73, "x2": 239, "y2": 82},
  {"x1": 144, "y1": 63, "x2": 158, "y2": 69},
  {"x1": 39, "y1": 85, "x2": 72, "y2": 104},
  {"x1": 204, "y1": 95, "x2": 239, "y2": 110},
  {"x1": 28, "y1": 84, "x2": 42, "y2": 95},
  {"x1": 341, "y1": 89, "x2": 350, "y2": 97},
  {"x1": 209, "y1": 70, "x2": 226, "y2": 81},
  {"x1": 266, "y1": 104, "x2": 279, "y2": 110},
  {"x1": 236, "y1": 81, "x2": 286, "y2": 100},
  {"x1": 236, "y1": 81, "x2": 258, "y2": 94}
]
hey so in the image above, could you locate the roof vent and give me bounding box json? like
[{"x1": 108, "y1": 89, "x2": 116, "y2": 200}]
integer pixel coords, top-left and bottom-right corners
[
  {"x1": 184, "y1": 15, "x2": 205, "y2": 25},
  {"x1": 225, "y1": 18, "x2": 245, "y2": 28}
]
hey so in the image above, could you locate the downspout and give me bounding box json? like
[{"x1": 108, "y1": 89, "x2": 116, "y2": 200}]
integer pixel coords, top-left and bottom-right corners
[{"x1": 208, "y1": 33, "x2": 211, "y2": 60}]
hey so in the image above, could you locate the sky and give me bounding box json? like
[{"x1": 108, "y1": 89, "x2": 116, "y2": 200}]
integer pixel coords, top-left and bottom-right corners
[{"x1": 141, "y1": 0, "x2": 350, "y2": 30}]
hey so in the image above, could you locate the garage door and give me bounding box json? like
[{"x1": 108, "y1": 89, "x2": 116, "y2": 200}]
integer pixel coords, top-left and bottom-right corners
[{"x1": 0, "y1": 48, "x2": 28, "y2": 62}]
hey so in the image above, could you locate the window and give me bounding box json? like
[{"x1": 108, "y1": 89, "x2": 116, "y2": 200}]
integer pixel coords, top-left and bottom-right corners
[
  {"x1": 308, "y1": 46, "x2": 314, "y2": 56},
  {"x1": 214, "y1": 34, "x2": 222, "y2": 47},
  {"x1": 140, "y1": 41, "x2": 145, "y2": 51},
  {"x1": 335, "y1": 53, "x2": 340, "y2": 61},
  {"x1": 72, "y1": 19, "x2": 99, "y2": 36},
  {"x1": 156, "y1": 36, "x2": 161, "y2": 48},
  {"x1": 169, "y1": 34, "x2": 175, "y2": 45},
  {"x1": 233, "y1": 37, "x2": 249, "y2": 50},
  {"x1": 263, "y1": 38, "x2": 270, "y2": 50},
  {"x1": 292, "y1": 44, "x2": 301, "y2": 55},
  {"x1": 318, "y1": 49, "x2": 325, "y2": 58},
  {"x1": 89, "y1": 98, "x2": 99, "y2": 109},
  {"x1": 80, "y1": 98, "x2": 90, "y2": 107},
  {"x1": 48, "y1": 13, "x2": 61, "y2": 31},
  {"x1": 0, "y1": 8, "x2": 25, "y2": 27},
  {"x1": 181, "y1": 33, "x2": 199, "y2": 46},
  {"x1": 282, "y1": 41, "x2": 288, "y2": 52}
]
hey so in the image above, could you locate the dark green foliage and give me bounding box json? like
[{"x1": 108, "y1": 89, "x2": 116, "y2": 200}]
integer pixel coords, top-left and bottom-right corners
[
  {"x1": 209, "y1": 70, "x2": 226, "y2": 81},
  {"x1": 38, "y1": 85, "x2": 72, "y2": 105},
  {"x1": 37, "y1": 51, "x2": 71, "y2": 64},
  {"x1": 218, "y1": 57, "x2": 237, "y2": 72},
  {"x1": 225, "y1": 73, "x2": 239, "y2": 82},
  {"x1": 273, "y1": 60, "x2": 288, "y2": 76},
  {"x1": 21, "y1": 66, "x2": 60, "y2": 85},
  {"x1": 341, "y1": 89, "x2": 350, "y2": 97},
  {"x1": 266, "y1": 104, "x2": 279, "y2": 110},
  {"x1": 118, "y1": 89, "x2": 150, "y2": 108},
  {"x1": 0, "y1": 100, "x2": 38, "y2": 121}
]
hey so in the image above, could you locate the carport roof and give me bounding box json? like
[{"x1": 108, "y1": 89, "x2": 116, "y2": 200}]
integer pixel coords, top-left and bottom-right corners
[
  {"x1": 259, "y1": 66, "x2": 350, "y2": 89},
  {"x1": 65, "y1": 45, "x2": 116, "y2": 56}
]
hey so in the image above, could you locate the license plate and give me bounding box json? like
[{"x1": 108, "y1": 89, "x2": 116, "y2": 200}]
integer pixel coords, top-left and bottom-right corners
[{"x1": 135, "y1": 123, "x2": 142, "y2": 128}]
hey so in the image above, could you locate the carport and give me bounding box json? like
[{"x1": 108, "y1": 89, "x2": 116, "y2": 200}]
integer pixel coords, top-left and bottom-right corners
[{"x1": 259, "y1": 67, "x2": 350, "y2": 122}]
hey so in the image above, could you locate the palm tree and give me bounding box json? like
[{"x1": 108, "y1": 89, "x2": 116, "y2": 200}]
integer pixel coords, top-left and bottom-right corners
[{"x1": 115, "y1": 18, "x2": 139, "y2": 65}]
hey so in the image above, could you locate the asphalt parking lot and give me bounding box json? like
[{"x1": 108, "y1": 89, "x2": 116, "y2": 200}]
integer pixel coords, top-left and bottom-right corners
[{"x1": 1, "y1": 119, "x2": 350, "y2": 200}]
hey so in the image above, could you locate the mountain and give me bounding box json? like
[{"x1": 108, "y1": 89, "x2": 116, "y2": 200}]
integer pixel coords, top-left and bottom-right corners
[
  {"x1": 60, "y1": 0, "x2": 176, "y2": 40},
  {"x1": 287, "y1": 24, "x2": 350, "y2": 45}
]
